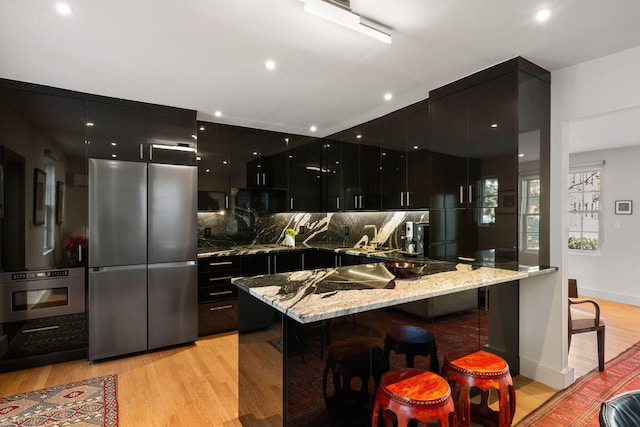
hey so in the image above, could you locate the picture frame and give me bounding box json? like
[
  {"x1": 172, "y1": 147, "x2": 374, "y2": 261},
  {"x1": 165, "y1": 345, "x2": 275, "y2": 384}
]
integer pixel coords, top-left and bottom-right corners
[
  {"x1": 56, "y1": 181, "x2": 65, "y2": 224},
  {"x1": 33, "y1": 168, "x2": 46, "y2": 225},
  {"x1": 615, "y1": 200, "x2": 632, "y2": 215}
]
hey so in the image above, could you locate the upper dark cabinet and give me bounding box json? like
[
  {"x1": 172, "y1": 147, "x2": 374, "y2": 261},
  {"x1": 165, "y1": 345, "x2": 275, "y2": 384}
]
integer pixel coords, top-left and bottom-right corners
[
  {"x1": 320, "y1": 139, "x2": 343, "y2": 212},
  {"x1": 428, "y1": 57, "x2": 550, "y2": 263},
  {"x1": 380, "y1": 101, "x2": 429, "y2": 210},
  {"x1": 0, "y1": 82, "x2": 88, "y2": 271},
  {"x1": 287, "y1": 136, "x2": 321, "y2": 212},
  {"x1": 333, "y1": 121, "x2": 381, "y2": 211},
  {"x1": 87, "y1": 102, "x2": 196, "y2": 165},
  {"x1": 146, "y1": 108, "x2": 197, "y2": 165},
  {"x1": 87, "y1": 101, "x2": 146, "y2": 162}
]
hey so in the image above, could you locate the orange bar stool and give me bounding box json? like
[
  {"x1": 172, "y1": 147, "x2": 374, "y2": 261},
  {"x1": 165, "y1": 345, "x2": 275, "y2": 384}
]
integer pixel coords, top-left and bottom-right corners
[
  {"x1": 383, "y1": 325, "x2": 439, "y2": 373},
  {"x1": 371, "y1": 368, "x2": 456, "y2": 427},
  {"x1": 441, "y1": 350, "x2": 516, "y2": 427}
]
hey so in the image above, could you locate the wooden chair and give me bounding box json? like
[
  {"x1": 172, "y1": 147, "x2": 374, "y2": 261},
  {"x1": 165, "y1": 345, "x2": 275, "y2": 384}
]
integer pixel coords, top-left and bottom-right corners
[{"x1": 568, "y1": 278, "x2": 605, "y2": 371}]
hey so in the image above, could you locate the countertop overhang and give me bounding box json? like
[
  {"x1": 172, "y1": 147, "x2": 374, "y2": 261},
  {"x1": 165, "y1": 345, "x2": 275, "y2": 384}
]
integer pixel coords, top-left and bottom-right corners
[{"x1": 231, "y1": 262, "x2": 541, "y2": 324}]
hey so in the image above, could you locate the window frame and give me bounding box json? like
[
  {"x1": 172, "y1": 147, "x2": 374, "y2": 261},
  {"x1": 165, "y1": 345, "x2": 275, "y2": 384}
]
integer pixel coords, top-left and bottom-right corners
[
  {"x1": 520, "y1": 174, "x2": 540, "y2": 254},
  {"x1": 479, "y1": 177, "x2": 499, "y2": 225},
  {"x1": 43, "y1": 156, "x2": 56, "y2": 254},
  {"x1": 568, "y1": 165, "x2": 603, "y2": 255}
]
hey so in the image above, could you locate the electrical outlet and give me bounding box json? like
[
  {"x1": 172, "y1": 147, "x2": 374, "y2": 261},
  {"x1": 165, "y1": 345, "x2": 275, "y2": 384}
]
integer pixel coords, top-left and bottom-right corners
[
  {"x1": 614, "y1": 221, "x2": 621, "y2": 230},
  {"x1": 344, "y1": 226, "x2": 350, "y2": 235}
]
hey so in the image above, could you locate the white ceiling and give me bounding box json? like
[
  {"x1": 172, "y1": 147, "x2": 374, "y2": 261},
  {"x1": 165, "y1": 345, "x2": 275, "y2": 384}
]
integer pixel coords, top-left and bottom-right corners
[{"x1": 3, "y1": 0, "x2": 640, "y2": 150}]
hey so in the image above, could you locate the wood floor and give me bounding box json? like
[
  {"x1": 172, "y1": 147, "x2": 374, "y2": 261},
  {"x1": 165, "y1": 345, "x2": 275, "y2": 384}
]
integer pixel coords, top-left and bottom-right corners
[{"x1": 1, "y1": 298, "x2": 638, "y2": 426}]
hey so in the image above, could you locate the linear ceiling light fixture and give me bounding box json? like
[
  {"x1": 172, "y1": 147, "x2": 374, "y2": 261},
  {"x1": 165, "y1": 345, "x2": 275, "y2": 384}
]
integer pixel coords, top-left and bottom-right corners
[{"x1": 302, "y1": 0, "x2": 391, "y2": 44}]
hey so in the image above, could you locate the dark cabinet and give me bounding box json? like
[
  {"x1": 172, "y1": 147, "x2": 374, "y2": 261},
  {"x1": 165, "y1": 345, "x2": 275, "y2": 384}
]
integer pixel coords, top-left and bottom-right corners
[
  {"x1": 287, "y1": 136, "x2": 321, "y2": 212},
  {"x1": 87, "y1": 102, "x2": 196, "y2": 165},
  {"x1": 320, "y1": 139, "x2": 343, "y2": 212},
  {"x1": 428, "y1": 57, "x2": 550, "y2": 263},
  {"x1": 197, "y1": 256, "x2": 240, "y2": 336},
  {"x1": 146, "y1": 108, "x2": 197, "y2": 166},
  {"x1": 341, "y1": 138, "x2": 380, "y2": 211},
  {"x1": 0, "y1": 83, "x2": 87, "y2": 271},
  {"x1": 87, "y1": 101, "x2": 146, "y2": 162},
  {"x1": 197, "y1": 122, "x2": 289, "y2": 214},
  {"x1": 380, "y1": 102, "x2": 430, "y2": 210}
]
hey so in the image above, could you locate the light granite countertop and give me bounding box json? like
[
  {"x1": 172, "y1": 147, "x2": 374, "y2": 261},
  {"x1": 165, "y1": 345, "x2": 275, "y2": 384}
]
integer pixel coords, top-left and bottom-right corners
[{"x1": 231, "y1": 262, "x2": 537, "y2": 324}]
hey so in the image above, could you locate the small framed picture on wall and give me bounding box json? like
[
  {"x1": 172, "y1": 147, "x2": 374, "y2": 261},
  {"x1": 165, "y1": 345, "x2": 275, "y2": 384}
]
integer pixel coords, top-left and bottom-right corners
[{"x1": 615, "y1": 200, "x2": 632, "y2": 215}]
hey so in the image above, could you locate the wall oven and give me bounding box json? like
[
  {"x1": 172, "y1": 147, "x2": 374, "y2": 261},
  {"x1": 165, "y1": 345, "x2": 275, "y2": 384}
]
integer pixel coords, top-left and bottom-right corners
[{"x1": 0, "y1": 267, "x2": 87, "y2": 372}]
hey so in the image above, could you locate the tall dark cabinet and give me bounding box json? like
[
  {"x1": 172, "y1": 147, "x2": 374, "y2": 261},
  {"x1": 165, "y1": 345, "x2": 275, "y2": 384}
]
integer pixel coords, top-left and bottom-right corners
[
  {"x1": 428, "y1": 57, "x2": 550, "y2": 265},
  {"x1": 380, "y1": 100, "x2": 430, "y2": 210}
]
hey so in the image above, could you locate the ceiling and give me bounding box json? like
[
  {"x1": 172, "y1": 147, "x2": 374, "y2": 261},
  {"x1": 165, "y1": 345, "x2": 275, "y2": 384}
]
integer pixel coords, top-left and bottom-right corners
[{"x1": 2, "y1": 0, "x2": 640, "y2": 152}]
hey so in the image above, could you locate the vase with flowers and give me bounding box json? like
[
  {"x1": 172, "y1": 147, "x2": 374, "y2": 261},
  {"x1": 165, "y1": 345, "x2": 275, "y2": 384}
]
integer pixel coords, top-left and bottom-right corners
[
  {"x1": 284, "y1": 228, "x2": 297, "y2": 247},
  {"x1": 63, "y1": 235, "x2": 87, "y2": 266}
]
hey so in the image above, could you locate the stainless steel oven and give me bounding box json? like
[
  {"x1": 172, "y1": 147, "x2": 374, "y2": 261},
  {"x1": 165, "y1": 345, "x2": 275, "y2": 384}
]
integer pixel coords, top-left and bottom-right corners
[{"x1": 0, "y1": 267, "x2": 85, "y2": 323}]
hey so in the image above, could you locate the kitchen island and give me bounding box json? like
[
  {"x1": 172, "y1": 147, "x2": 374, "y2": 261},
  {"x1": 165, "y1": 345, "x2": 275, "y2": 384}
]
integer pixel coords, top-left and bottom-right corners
[{"x1": 232, "y1": 261, "x2": 554, "y2": 426}]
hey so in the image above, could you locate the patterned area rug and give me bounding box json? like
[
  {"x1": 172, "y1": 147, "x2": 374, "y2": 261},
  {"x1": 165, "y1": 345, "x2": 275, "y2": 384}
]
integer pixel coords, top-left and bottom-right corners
[
  {"x1": 0, "y1": 374, "x2": 118, "y2": 427},
  {"x1": 516, "y1": 341, "x2": 640, "y2": 426}
]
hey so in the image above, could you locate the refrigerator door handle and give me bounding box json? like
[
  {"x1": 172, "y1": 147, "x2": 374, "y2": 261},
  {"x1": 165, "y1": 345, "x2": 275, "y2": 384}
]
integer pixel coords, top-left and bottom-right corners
[
  {"x1": 148, "y1": 261, "x2": 196, "y2": 269},
  {"x1": 92, "y1": 264, "x2": 148, "y2": 272}
]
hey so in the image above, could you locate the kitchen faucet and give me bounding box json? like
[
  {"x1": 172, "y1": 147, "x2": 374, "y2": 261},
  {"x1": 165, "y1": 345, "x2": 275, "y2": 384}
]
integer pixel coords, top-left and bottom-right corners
[{"x1": 364, "y1": 224, "x2": 379, "y2": 248}]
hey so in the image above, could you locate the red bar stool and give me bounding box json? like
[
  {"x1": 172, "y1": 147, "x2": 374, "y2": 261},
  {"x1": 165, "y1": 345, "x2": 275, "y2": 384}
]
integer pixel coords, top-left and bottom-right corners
[
  {"x1": 383, "y1": 325, "x2": 439, "y2": 373},
  {"x1": 441, "y1": 350, "x2": 516, "y2": 427},
  {"x1": 371, "y1": 368, "x2": 456, "y2": 427}
]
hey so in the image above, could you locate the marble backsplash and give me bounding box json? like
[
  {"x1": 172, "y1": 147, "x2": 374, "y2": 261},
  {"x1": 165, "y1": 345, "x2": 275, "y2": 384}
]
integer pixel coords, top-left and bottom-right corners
[{"x1": 198, "y1": 210, "x2": 429, "y2": 249}]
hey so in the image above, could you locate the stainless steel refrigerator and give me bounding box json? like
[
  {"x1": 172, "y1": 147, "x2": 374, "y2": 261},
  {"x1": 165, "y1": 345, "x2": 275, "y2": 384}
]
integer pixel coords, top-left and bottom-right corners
[{"x1": 88, "y1": 158, "x2": 197, "y2": 361}]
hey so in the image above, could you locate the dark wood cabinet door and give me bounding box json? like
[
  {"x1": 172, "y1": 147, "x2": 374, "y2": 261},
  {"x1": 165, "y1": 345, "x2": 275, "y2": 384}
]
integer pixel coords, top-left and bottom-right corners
[
  {"x1": 380, "y1": 115, "x2": 406, "y2": 210},
  {"x1": 197, "y1": 122, "x2": 232, "y2": 211},
  {"x1": 87, "y1": 101, "x2": 146, "y2": 161},
  {"x1": 288, "y1": 137, "x2": 321, "y2": 212},
  {"x1": 405, "y1": 107, "x2": 430, "y2": 209},
  {"x1": 321, "y1": 139, "x2": 343, "y2": 211},
  {"x1": 429, "y1": 89, "x2": 468, "y2": 209},
  {"x1": 146, "y1": 108, "x2": 196, "y2": 165}
]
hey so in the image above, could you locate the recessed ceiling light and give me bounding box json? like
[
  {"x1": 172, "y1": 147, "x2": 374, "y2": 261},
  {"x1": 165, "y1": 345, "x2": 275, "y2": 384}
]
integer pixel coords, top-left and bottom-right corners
[
  {"x1": 490, "y1": 123, "x2": 498, "y2": 128},
  {"x1": 535, "y1": 9, "x2": 551, "y2": 22},
  {"x1": 384, "y1": 93, "x2": 393, "y2": 101},
  {"x1": 222, "y1": 160, "x2": 228, "y2": 164},
  {"x1": 85, "y1": 122, "x2": 94, "y2": 127},
  {"x1": 56, "y1": 3, "x2": 72, "y2": 15},
  {"x1": 196, "y1": 156, "x2": 202, "y2": 161},
  {"x1": 413, "y1": 145, "x2": 419, "y2": 150},
  {"x1": 111, "y1": 142, "x2": 117, "y2": 146},
  {"x1": 214, "y1": 111, "x2": 222, "y2": 118},
  {"x1": 310, "y1": 125, "x2": 317, "y2": 132},
  {"x1": 518, "y1": 153, "x2": 525, "y2": 157},
  {"x1": 356, "y1": 134, "x2": 362, "y2": 139},
  {"x1": 199, "y1": 126, "x2": 205, "y2": 131},
  {"x1": 111, "y1": 154, "x2": 117, "y2": 158},
  {"x1": 206, "y1": 169, "x2": 211, "y2": 173},
  {"x1": 265, "y1": 60, "x2": 276, "y2": 70}
]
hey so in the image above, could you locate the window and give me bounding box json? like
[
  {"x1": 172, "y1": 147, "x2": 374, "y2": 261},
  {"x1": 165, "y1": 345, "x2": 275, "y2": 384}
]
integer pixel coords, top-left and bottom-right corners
[
  {"x1": 480, "y1": 178, "x2": 498, "y2": 224},
  {"x1": 43, "y1": 156, "x2": 56, "y2": 254},
  {"x1": 568, "y1": 168, "x2": 601, "y2": 253},
  {"x1": 521, "y1": 176, "x2": 540, "y2": 252}
]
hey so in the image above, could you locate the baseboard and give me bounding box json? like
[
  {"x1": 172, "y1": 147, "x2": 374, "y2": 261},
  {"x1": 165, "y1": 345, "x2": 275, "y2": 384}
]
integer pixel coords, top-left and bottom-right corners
[
  {"x1": 580, "y1": 287, "x2": 640, "y2": 306},
  {"x1": 520, "y1": 356, "x2": 575, "y2": 390}
]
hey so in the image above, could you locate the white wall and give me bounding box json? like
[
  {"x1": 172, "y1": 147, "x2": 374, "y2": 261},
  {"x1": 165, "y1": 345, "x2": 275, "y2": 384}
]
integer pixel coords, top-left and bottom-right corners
[
  {"x1": 553, "y1": 44, "x2": 640, "y2": 307},
  {"x1": 569, "y1": 146, "x2": 640, "y2": 305}
]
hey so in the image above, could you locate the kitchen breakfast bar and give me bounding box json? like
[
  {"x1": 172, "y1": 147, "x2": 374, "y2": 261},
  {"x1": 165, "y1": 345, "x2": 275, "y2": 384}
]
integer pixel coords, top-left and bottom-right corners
[{"x1": 231, "y1": 259, "x2": 556, "y2": 426}]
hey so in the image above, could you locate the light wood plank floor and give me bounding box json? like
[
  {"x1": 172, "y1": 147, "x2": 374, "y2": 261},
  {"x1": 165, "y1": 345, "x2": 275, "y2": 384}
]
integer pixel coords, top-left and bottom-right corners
[{"x1": 1, "y1": 298, "x2": 638, "y2": 426}]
